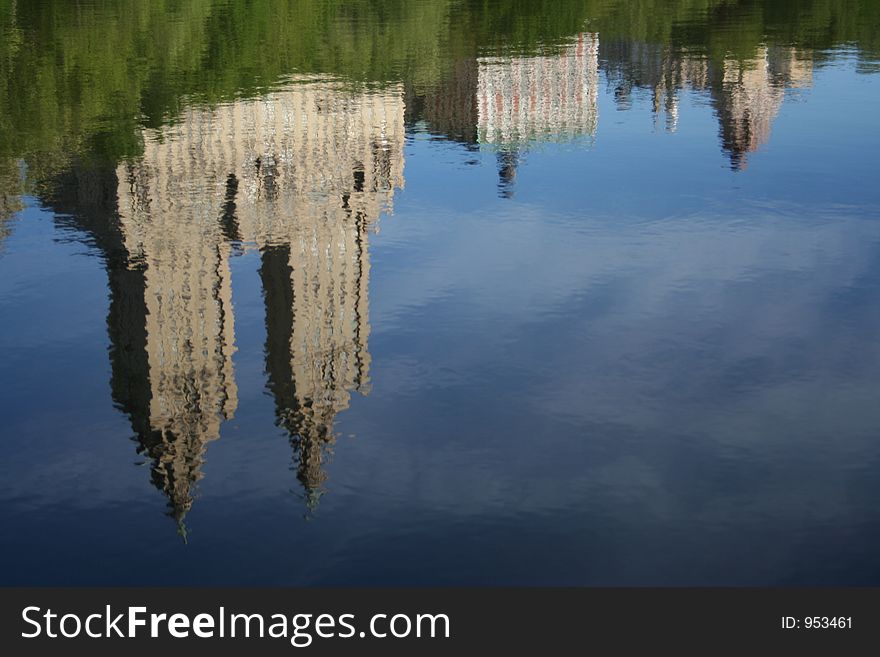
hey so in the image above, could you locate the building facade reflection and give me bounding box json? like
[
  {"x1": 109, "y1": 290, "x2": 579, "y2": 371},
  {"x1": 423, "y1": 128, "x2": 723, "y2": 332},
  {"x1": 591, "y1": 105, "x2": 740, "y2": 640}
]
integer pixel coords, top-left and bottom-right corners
[
  {"x1": 7, "y1": 28, "x2": 823, "y2": 535},
  {"x1": 478, "y1": 33, "x2": 599, "y2": 197},
  {"x1": 40, "y1": 80, "x2": 405, "y2": 530},
  {"x1": 414, "y1": 35, "x2": 816, "y2": 178},
  {"x1": 414, "y1": 33, "x2": 599, "y2": 197},
  {"x1": 113, "y1": 79, "x2": 405, "y2": 522},
  {"x1": 715, "y1": 47, "x2": 813, "y2": 169},
  {"x1": 602, "y1": 42, "x2": 813, "y2": 169},
  {"x1": 476, "y1": 33, "x2": 600, "y2": 148}
]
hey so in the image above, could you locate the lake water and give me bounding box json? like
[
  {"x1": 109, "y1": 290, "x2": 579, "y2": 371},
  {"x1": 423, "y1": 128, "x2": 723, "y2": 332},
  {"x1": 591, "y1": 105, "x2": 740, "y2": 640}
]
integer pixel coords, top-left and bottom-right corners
[{"x1": 1, "y1": 0, "x2": 879, "y2": 585}]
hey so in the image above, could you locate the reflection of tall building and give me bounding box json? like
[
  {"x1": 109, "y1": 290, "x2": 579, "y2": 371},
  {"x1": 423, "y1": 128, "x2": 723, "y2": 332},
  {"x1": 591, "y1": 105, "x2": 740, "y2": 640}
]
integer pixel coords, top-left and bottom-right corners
[
  {"x1": 116, "y1": 145, "x2": 240, "y2": 533},
  {"x1": 416, "y1": 35, "x2": 815, "y2": 176},
  {"x1": 115, "y1": 79, "x2": 405, "y2": 518},
  {"x1": 33, "y1": 163, "x2": 169, "y2": 522},
  {"x1": 602, "y1": 41, "x2": 813, "y2": 169},
  {"x1": 478, "y1": 33, "x2": 599, "y2": 196},
  {"x1": 414, "y1": 34, "x2": 599, "y2": 197},
  {"x1": 715, "y1": 47, "x2": 813, "y2": 169},
  {"x1": 477, "y1": 33, "x2": 600, "y2": 147}
]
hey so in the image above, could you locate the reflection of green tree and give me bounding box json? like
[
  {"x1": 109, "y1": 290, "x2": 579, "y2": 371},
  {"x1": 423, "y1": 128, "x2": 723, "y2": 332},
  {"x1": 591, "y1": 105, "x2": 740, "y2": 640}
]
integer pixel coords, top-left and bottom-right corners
[
  {"x1": 1, "y1": 0, "x2": 878, "y2": 168},
  {"x1": 572, "y1": 0, "x2": 880, "y2": 62},
  {"x1": 0, "y1": 0, "x2": 458, "y2": 165},
  {"x1": 0, "y1": 158, "x2": 23, "y2": 248}
]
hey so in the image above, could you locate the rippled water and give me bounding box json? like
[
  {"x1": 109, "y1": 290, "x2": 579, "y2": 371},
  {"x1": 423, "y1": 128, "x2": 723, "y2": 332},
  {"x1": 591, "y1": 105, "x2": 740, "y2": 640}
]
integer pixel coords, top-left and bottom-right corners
[{"x1": 1, "y1": 0, "x2": 879, "y2": 585}]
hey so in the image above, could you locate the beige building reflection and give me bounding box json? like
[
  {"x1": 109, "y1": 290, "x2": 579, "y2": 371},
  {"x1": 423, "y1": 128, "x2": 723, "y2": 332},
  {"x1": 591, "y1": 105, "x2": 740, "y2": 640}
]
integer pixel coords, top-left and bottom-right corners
[
  {"x1": 112, "y1": 79, "x2": 405, "y2": 526},
  {"x1": 716, "y1": 47, "x2": 812, "y2": 169},
  {"x1": 421, "y1": 36, "x2": 814, "y2": 177},
  {"x1": 415, "y1": 33, "x2": 599, "y2": 197},
  {"x1": 478, "y1": 33, "x2": 599, "y2": 197},
  {"x1": 476, "y1": 33, "x2": 600, "y2": 148},
  {"x1": 604, "y1": 42, "x2": 813, "y2": 169}
]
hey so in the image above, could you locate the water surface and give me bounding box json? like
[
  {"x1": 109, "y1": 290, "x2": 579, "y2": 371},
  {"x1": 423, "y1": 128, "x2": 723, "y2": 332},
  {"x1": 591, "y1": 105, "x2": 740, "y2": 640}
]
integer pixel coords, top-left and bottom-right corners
[{"x1": 1, "y1": 0, "x2": 880, "y2": 585}]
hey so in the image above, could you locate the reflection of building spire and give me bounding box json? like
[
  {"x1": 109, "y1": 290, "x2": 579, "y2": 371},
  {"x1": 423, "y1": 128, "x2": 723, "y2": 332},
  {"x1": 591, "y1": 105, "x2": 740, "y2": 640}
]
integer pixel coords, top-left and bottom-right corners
[
  {"x1": 260, "y1": 193, "x2": 375, "y2": 514},
  {"x1": 122, "y1": 78, "x2": 403, "y2": 513},
  {"x1": 714, "y1": 47, "x2": 812, "y2": 170},
  {"x1": 599, "y1": 38, "x2": 812, "y2": 169},
  {"x1": 652, "y1": 78, "x2": 679, "y2": 133},
  {"x1": 41, "y1": 78, "x2": 404, "y2": 523},
  {"x1": 114, "y1": 155, "x2": 239, "y2": 531},
  {"x1": 33, "y1": 158, "x2": 233, "y2": 533},
  {"x1": 477, "y1": 33, "x2": 599, "y2": 147},
  {"x1": 468, "y1": 33, "x2": 599, "y2": 195},
  {"x1": 260, "y1": 244, "x2": 337, "y2": 508}
]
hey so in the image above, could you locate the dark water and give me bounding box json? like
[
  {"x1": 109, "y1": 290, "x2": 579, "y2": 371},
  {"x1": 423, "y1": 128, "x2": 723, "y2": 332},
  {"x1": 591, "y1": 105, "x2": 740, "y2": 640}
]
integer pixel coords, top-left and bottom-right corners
[{"x1": 1, "y1": 0, "x2": 879, "y2": 586}]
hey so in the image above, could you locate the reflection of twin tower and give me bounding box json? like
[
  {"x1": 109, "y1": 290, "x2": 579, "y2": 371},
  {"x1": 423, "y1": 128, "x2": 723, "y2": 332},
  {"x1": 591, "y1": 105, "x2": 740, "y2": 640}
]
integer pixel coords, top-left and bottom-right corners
[
  {"x1": 114, "y1": 79, "x2": 405, "y2": 526},
  {"x1": 19, "y1": 34, "x2": 812, "y2": 531}
]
